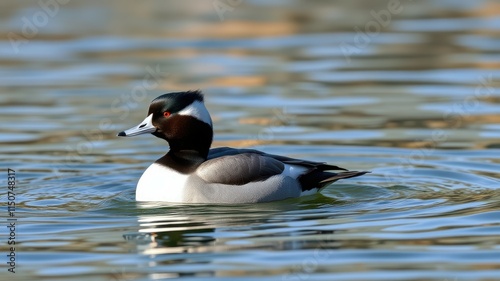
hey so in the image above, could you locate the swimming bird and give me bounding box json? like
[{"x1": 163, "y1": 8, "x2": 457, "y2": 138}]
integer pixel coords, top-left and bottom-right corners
[{"x1": 118, "y1": 90, "x2": 368, "y2": 203}]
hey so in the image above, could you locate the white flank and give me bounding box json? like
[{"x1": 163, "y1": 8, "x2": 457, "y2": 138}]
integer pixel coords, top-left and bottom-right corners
[
  {"x1": 136, "y1": 163, "x2": 188, "y2": 202},
  {"x1": 283, "y1": 163, "x2": 320, "y2": 197},
  {"x1": 178, "y1": 100, "x2": 212, "y2": 126},
  {"x1": 283, "y1": 163, "x2": 308, "y2": 178}
]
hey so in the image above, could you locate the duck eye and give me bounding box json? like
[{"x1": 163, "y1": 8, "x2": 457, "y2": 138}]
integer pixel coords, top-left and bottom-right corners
[{"x1": 163, "y1": 111, "x2": 171, "y2": 118}]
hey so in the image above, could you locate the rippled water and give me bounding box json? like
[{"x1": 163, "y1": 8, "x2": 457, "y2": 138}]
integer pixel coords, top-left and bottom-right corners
[{"x1": 1, "y1": 1, "x2": 500, "y2": 280}]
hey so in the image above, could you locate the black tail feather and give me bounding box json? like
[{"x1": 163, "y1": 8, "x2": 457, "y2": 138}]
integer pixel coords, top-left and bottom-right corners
[
  {"x1": 299, "y1": 170, "x2": 370, "y2": 192},
  {"x1": 319, "y1": 171, "x2": 370, "y2": 187}
]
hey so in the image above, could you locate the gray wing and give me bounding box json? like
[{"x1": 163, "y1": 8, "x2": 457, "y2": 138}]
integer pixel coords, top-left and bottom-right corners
[
  {"x1": 197, "y1": 152, "x2": 285, "y2": 185},
  {"x1": 197, "y1": 147, "x2": 368, "y2": 201},
  {"x1": 208, "y1": 147, "x2": 347, "y2": 171}
]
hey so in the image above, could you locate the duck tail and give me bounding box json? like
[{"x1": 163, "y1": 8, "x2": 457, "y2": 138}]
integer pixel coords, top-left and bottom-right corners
[
  {"x1": 298, "y1": 170, "x2": 369, "y2": 192},
  {"x1": 318, "y1": 170, "x2": 370, "y2": 187}
]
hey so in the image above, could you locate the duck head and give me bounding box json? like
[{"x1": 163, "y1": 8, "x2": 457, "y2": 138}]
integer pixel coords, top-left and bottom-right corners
[{"x1": 118, "y1": 90, "x2": 213, "y2": 158}]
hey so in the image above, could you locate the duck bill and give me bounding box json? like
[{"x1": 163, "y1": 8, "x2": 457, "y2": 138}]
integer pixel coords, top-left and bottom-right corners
[{"x1": 117, "y1": 114, "x2": 156, "y2": 137}]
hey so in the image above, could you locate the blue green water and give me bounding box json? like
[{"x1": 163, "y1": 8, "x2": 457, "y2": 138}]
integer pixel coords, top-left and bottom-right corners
[{"x1": 1, "y1": 1, "x2": 499, "y2": 280}]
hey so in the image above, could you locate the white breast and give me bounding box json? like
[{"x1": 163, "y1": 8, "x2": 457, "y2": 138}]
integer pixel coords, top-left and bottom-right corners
[{"x1": 136, "y1": 163, "x2": 189, "y2": 202}]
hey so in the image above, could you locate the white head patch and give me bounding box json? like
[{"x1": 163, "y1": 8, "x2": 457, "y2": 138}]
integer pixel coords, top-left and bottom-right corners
[{"x1": 178, "y1": 100, "x2": 212, "y2": 126}]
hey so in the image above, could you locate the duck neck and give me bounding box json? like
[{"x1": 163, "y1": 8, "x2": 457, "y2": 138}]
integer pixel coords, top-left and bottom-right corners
[
  {"x1": 165, "y1": 118, "x2": 213, "y2": 160},
  {"x1": 155, "y1": 131, "x2": 212, "y2": 174},
  {"x1": 167, "y1": 134, "x2": 212, "y2": 160},
  {"x1": 153, "y1": 115, "x2": 213, "y2": 172}
]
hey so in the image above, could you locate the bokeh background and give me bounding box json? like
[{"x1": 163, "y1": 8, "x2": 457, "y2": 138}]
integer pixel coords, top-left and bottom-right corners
[{"x1": 1, "y1": 1, "x2": 500, "y2": 280}]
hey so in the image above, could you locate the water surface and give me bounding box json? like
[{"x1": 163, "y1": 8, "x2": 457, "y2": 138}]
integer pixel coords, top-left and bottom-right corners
[{"x1": 1, "y1": 1, "x2": 499, "y2": 280}]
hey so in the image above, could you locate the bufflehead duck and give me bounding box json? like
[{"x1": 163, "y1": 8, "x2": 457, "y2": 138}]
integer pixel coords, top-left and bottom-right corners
[{"x1": 118, "y1": 90, "x2": 368, "y2": 203}]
